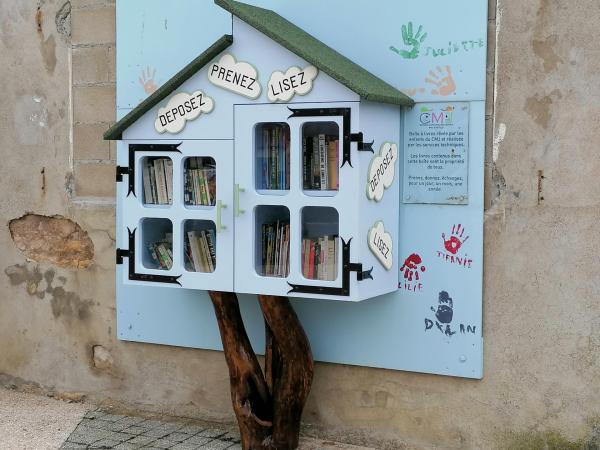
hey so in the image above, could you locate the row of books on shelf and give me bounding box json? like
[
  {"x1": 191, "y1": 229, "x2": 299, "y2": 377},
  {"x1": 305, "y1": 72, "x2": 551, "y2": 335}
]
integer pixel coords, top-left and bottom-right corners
[
  {"x1": 146, "y1": 233, "x2": 173, "y2": 270},
  {"x1": 184, "y1": 158, "x2": 216, "y2": 206},
  {"x1": 185, "y1": 229, "x2": 217, "y2": 273},
  {"x1": 260, "y1": 124, "x2": 290, "y2": 190},
  {"x1": 303, "y1": 134, "x2": 339, "y2": 191},
  {"x1": 302, "y1": 235, "x2": 338, "y2": 281},
  {"x1": 261, "y1": 220, "x2": 290, "y2": 277},
  {"x1": 142, "y1": 157, "x2": 173, "y2": 205}
]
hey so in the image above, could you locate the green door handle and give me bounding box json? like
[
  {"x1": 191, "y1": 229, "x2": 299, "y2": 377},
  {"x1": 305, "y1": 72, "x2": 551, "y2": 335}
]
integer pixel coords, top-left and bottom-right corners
[
  {"x1": 234, "y1": 184, "x2": 245, "y2": 217},
  {"x1": 216, "y1": 200, "x2": 227, "y2": 233}
]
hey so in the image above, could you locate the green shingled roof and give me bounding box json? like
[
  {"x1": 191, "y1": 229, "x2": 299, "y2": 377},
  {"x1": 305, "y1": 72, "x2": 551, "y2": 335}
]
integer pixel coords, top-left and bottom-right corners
[
  {"x1": 103, "y1": 34, "x2": 233, "y2": 140},
  {"x1": 104, "y1": 2, "x2": 413, "y2": 141},
  {"x1": 215, "y1": 0, "x2": 413, "y2": 107}
]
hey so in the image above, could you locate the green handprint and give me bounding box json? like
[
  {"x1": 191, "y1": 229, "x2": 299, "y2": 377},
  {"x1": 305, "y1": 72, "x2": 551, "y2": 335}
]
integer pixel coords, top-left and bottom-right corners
[{"x1": 390, "y1": 22, "x2": 428, "y2": 59}]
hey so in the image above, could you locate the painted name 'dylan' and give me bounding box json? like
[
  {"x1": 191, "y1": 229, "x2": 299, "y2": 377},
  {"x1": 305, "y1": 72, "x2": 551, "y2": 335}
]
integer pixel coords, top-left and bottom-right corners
[{"x1": 157, "y1": 92, "x2": 207, "y2": 127}]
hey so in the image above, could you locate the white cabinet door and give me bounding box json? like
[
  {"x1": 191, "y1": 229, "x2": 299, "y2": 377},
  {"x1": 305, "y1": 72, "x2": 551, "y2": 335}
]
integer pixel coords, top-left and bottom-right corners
[
  {"x1": 233, "y1": 103, "x2": 361, "y2": 300},
  {"x1": 118, "y1": 140, "x2": 234, "y2": 292}
]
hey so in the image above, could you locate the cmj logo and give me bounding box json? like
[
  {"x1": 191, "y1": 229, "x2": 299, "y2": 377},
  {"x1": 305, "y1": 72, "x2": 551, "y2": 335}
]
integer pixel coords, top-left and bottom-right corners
[{"x1": 419, "y1": 105, "x2": 454, "y2": 126}]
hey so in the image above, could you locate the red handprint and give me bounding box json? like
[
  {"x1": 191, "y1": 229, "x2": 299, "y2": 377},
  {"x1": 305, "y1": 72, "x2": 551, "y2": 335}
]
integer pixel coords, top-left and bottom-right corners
[
  {"x1": 442, "y1": 224, "x2": 469, "y2": 255},
  {"x1": 400, "y1": 253, "x2": 426, "y2": 281}
]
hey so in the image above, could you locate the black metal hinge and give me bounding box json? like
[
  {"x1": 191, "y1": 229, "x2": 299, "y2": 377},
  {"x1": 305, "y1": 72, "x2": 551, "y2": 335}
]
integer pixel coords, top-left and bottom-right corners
[
  {"x1": 116, "y1": 248, "x2": 130, "y2": 264},
  {"x1": 350, "y1": 133, "x2": 374, "y2": 153},
  {"x1": 348, "y1": 263, "x2": 374, "y2": 281},
  {"x1": 116, "y1": 166, "x2": 130, "y2": 182}
]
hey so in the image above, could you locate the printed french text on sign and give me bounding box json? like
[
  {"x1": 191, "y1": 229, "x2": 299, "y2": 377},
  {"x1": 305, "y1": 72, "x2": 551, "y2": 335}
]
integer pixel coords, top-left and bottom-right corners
[{"x1": 403, "y1": 102, "x2": 469, "y2": 204}]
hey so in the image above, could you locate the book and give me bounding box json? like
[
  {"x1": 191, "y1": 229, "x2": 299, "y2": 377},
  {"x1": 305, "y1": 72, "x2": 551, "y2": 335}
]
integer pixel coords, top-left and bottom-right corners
[
  {"x1": 164, "y1": 159, "x2": 173, "y2": 203},
  {"x1": 261, "y1": 219, "x2": 289, "y2": 277},
  {"x1": 301, "y1": 235, "x2": 338, "y2": 280},
  {"x1": 318, "y1": 134, "x2": 328, "y2": 190},
  {"x1": 142, "y1": 161, "x2": 153, "y2": 204},
  {"x1": 260, "y1": 124, "x2": 289, "y2": 190},
  {"x1": 327, "y1": 140, "x2": 339, "y2": 190},
  {"x1": 154, "y1": 158, "x2": 166, "y2": 204},
  {"x1": 187, "y1": 230, "x2": 204, "y2": 272},
  {"x1": 312, "y1": 136, "x2": 320, "y2": 189}
]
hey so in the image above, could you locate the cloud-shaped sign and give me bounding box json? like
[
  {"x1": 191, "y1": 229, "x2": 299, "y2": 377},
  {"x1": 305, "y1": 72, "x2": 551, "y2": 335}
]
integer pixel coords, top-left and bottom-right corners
[
  {"x1": 155, "y1": 91, "x2": 214, "y2": 134},
  {"x1": 368, "y1": 221, "x2": 393, "y2": 270},
  {"x1": 366, "y1": 142, "x2": 398, "y2": 201},
  {"x1": 267, "y1": 65, "x2": 318, "y2": 102},
  {"x1": 208, "y1": 53, "x2": 261, "y2": 99}
]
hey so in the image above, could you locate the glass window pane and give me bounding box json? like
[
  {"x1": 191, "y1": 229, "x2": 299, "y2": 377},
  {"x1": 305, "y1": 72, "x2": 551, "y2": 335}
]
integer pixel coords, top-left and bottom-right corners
[
  {"x1": 141, "y1": 218, "x2": 173, "y2": 270},
  {"x1": 184, "y1": 157, "x2": 216, "y2": 207},
  {"x1": 184, "y1": 220, "x2": 216, "y2": 273},
  {"x1": 301, "y1": 207, "x2": 339, "y2": 281},
  {"x1": 255, "y1": 123, "x2": 290, "y2": 193},
  {"x1": 141, "y1": 157, "x2": 173, "y2": 205},
  {"x1": 255, "y1": 205, "x2": 290, "y2": 277},
  {"x1": 302, "y1": 122, "x2": 339, "y2": 194}
]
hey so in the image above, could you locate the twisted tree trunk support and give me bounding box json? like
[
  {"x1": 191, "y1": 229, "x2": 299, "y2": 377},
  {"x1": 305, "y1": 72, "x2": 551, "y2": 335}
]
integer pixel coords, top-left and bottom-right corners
[{"x1": 209, "y1": 291, "x2": 314, "y2": 450}]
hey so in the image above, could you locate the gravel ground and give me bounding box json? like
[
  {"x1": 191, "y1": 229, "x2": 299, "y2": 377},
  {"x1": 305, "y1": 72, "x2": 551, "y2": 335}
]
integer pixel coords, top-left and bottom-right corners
[
  {"x1": 0, "y1": 388, "x2": 90, "y2": 449},
  {"x1": 0, "y1": 388, "x2": 374, "y2": 450}
]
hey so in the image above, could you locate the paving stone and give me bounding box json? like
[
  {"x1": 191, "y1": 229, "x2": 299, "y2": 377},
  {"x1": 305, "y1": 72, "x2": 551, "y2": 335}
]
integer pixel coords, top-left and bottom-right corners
[
  {"x1": 177, "y1": 424, "x2": 206, "y2": 435},
  {"x1": 201, "y1": 440, "x2": 237, "y2": 450},
  {"x1": 170, "y1": 443, "x2": 200, "y2": 450},
  {"x1": 127, "y1": 434, "x2": 158, "y2": 446},
  {"x1": 108, "y1": 420, "x2": 134, "y2": 432},
  {"x1": 111, "y1": 431, "x2": 136, "y2": 442},
  {"x1": 116, "y1": 416, "x2": 146, "y2": 427},
  {"x1": 89, "y1": 438, "x2": 121, "y2": 448},
  {"x1": 79, "y1": 417, "x2": 113, "y2": 429},
  {"x1": 85, "y1": 410, "x2": 108, "y2": 420},
  {"x1": 122, "y1": 425, "x2": 147, "y2": 435},
  {"x1": 197, "y1": 428, "x2": 227, "y2": 439},
  {"x1": 61, "y1": 443, "x2": 87, "y2": 449},
  {"x1": 226, "y1": 445, "x2": 242, "y2": 450},
  {"x1": 143, "y1": 427, "x2": 173, "y2": 438},
  {"x1": 98, "y1": 413, "x2": 128, "y2": 423},
  {"x1": 184, "y1": 435, "x2": 213, "y2": 446},
  {"x1": 164, "y1": 432, "x2": 192, "y2": 443},
  {"x1": 218, "y1": 431, "x2": 240, "y2": 442},
  {"x1": 68, "y1": 428, "x2": 115, "y2": 445},
  {"x1": 136, "y1": 419, "x2": 165, "y2": 429},
  {"x1": 149, "y1": 438, "x2": 176, "y2": 449},
  {"x1": 113, "y1": 443, "x2": 139, "y2": 450}
]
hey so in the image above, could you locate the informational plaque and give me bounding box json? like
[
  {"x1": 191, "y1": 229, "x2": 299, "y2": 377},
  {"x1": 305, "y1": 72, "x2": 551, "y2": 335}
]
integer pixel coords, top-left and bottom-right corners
[{"x1": 403, "y1": 102, "x2": 470, "y2": 204}]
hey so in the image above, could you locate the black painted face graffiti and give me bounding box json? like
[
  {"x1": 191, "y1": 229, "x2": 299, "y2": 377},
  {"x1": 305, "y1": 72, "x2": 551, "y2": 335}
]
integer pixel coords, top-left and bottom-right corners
[
  {"x1": 424, "y1": 290, "x2": 477, "y2": 338},
  {"x1": 432, "y1": 290, "x2": 453, "y2": 323}
]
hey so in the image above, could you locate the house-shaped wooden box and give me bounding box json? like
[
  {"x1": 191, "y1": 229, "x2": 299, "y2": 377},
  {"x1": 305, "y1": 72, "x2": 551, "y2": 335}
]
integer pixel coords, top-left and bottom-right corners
[{"x1": 105, "y1": 0, "x2": 413, "y2": 302}]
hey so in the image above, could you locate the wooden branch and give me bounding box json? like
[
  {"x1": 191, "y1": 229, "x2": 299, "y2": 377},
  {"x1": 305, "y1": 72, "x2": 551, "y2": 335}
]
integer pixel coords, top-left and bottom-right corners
[
  {"x1": 209, "y1": 291, "x2": 272, "y2": 449},
  {"x1": 258, "y1": 295, "x2": 314, "y2": 450},
  {"x1": 209, "y1": 291, "x2": 313, "y2": 450}
]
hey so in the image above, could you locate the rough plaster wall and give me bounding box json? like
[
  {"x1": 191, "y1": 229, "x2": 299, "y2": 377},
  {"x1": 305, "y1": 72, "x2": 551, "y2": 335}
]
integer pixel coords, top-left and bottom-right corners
[{"x1": 0, "y1": 0, "x2": 599, "y2": 449}]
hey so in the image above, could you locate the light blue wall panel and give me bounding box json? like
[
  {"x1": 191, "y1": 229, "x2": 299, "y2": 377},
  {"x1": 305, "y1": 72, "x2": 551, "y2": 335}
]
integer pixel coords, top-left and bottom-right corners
[{"x1": 115, "y1": 0, "x2": 488, "y2": 378}]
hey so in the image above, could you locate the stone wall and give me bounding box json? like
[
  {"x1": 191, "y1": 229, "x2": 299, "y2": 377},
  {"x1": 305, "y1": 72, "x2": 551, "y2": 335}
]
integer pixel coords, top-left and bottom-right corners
[{"x1": 0, "y1": 1, "x2": 598, "y2": 449}]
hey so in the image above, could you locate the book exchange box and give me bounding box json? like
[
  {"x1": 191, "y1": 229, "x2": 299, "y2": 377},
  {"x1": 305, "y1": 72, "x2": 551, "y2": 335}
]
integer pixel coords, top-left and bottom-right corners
[{"x1": 105, "y1": 0, "x2": 414, "y2": 302}]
